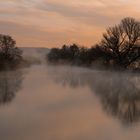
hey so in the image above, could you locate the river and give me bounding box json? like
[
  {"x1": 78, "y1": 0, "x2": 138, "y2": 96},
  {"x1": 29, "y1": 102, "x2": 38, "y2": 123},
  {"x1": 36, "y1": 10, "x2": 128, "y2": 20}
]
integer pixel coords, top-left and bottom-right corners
[{"x1": 0, "y1": 49, "x2": 140, "y2": 140}]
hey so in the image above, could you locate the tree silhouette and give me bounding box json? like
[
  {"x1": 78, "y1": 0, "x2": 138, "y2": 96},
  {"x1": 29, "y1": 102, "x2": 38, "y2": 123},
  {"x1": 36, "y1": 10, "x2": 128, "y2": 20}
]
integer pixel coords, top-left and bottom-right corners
[
  {"x1": 99, "y1": 17, "x2": 140, "y2": 68},
  {"x1": 47, "y1": 17, "x2": 140, "y2": 70},
  {"x1": 47, "y1": 44, "x2": 81, "y2": 64},
  {"x1": 0, "y1": 34, "x2": 22, "y2": 70}
]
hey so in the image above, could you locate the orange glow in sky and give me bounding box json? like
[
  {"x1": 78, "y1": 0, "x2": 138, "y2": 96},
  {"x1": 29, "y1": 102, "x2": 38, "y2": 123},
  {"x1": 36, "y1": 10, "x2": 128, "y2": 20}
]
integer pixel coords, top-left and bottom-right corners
[{"x1": 1, "y1": 0, "x2": 140, "y2": 48}]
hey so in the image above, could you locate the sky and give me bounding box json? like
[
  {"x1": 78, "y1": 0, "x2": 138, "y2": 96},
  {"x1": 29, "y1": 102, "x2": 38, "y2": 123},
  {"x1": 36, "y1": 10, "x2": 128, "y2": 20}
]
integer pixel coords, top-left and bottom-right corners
[{"x1": 0, "y1": 0, "x2": 140, "y2": 48}]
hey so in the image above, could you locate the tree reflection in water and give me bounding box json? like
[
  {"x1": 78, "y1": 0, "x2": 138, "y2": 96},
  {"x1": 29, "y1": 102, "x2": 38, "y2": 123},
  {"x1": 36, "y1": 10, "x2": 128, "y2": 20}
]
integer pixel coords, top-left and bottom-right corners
[
  {"x1": 49, "y1": 66, "x2": 140, "y2": 125},
  {"x1": 0, "y1": 70, "x2": 23, "y2": 105}
]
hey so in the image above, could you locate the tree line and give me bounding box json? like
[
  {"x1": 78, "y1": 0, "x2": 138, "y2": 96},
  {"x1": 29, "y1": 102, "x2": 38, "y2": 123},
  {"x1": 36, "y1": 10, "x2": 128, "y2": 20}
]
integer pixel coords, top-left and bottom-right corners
[{"x1": 47, "y1": 17, "x2": 140, "y2": 70}]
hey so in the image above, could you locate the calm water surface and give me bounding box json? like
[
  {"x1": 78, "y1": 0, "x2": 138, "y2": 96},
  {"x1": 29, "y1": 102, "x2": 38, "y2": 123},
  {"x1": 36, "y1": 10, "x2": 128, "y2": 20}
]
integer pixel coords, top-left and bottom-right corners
[{"x1": 1, "y1": 63, "x2": 140, "y2": 140}]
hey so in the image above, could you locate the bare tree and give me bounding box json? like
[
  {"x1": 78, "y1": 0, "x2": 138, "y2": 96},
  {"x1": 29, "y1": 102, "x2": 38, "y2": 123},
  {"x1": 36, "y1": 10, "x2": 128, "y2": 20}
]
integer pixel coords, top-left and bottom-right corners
[{"x1": 100, "y1": 17, "x2": 140, "y2": 68}]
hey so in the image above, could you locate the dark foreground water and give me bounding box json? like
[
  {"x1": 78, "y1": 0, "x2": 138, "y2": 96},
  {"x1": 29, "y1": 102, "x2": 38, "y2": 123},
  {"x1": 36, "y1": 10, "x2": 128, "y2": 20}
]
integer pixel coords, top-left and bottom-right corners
[{"x1": 1, "y1": 64, "x2": 140, "y2": 140}]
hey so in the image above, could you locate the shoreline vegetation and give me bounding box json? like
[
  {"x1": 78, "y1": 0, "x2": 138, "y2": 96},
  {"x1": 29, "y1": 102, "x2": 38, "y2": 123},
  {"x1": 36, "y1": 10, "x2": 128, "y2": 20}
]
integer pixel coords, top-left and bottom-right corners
[
  {"x1": 0, "y1": 34, "x2": 23, "y2": 71},
  {"x1": 0, "y1": 34, "x2": 36, "y2": 71},
  {"x1": 47, "y1": 17, "x2": 140, "y2": 71},
  {"x1": 1, "y1": 17, "x2": 140, "y2": 72}
]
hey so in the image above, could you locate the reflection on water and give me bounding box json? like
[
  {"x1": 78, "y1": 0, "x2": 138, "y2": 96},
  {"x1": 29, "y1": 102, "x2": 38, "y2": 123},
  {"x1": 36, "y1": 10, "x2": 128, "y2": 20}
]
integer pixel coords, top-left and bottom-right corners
[
  {"x1": 1, "y1": 64, "x2": 140, "y2": 140},
  {"x1": 48, "y1": 66, "x2": 140, "y2": 125},
  {"x1": 0, "y1": 70, "x2": 23, "y2": 105}
]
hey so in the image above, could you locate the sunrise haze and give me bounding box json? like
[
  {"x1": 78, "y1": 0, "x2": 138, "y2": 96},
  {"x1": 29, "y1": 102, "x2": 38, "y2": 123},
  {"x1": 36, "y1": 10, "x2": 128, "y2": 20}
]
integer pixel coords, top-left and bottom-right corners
[{"x1": 0, "y1": 0, "x2": 140, "y2": 48}]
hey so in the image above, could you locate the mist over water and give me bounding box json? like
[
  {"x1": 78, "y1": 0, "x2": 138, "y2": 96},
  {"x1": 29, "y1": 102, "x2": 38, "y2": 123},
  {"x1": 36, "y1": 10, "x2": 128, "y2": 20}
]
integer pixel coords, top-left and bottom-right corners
[
  {"x1": 1, "y1": 48, "x2": 140, "y2": 140},
  {"x1": 49, "y1": 65, "x2": 140, "y2": 124}
]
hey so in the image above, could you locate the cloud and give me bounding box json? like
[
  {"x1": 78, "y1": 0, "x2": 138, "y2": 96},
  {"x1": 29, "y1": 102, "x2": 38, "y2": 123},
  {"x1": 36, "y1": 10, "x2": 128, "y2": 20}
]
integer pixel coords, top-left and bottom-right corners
[
  {"x1": 0, "y1": 20, "x2": 101, "y2": 48},
  {"x1": 37, "y1": 0, "x2": 140, "y2": 26},
  {"x1": 0, "y1": 0, "x2": 140, "y2": 48}
]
